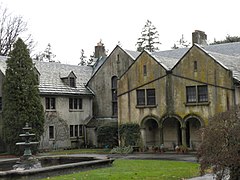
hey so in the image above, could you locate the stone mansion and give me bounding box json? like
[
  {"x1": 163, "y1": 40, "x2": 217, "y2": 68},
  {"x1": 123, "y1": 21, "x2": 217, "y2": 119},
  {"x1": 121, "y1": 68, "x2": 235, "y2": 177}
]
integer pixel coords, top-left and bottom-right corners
[{"x1": 0, "y1": 30, "x2": 240, "y2": 151}]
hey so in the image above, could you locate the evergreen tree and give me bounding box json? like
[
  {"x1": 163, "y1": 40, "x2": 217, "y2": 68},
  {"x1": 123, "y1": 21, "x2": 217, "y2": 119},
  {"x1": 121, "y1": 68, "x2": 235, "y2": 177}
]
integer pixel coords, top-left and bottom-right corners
[
  {"x1": 211, "y1": 34, "x2": 240, "y2": 45},
  {"x1": 78, "y1": 49, "x2": 87, "y2": 66},
  {"x1": 3, "y1": 38, "x2": 44, "y2": 154},
  {"x1": 136, "y1": 20, "x2": 161, "y2": 52},
  {"x1": 172, "y1": 34, "x2": 190, "y2": 49}
]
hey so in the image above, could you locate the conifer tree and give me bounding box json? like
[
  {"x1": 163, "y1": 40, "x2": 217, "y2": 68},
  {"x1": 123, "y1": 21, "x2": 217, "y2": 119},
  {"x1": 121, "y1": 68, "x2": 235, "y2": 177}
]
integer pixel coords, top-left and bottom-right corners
[
  {"x1": 136, "y1": 20, "x2": 161, "y2": 52},
  {"x1": 3, "y1": 38, "x2": 44, "y2": 154}
]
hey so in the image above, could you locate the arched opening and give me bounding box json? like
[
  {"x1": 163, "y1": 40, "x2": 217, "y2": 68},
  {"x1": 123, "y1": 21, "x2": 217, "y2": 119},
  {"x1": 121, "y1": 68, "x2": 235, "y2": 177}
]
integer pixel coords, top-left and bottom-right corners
[
  {"x1": 185, "y1": 118, "x2": 202, "y2": 149},
  {"x1": 143, "y1": 119, "x2": 160, "y2": 146},
  {"x1": 162, "y1": 117, "x2": 182, "y2": 150}
]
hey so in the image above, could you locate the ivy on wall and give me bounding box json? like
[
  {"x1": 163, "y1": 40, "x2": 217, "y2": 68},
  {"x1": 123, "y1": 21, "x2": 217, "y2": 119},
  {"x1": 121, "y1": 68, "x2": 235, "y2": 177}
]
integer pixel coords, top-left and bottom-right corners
[{"x1": 119, "y1": 123, "x2": 140, "y2": 146}]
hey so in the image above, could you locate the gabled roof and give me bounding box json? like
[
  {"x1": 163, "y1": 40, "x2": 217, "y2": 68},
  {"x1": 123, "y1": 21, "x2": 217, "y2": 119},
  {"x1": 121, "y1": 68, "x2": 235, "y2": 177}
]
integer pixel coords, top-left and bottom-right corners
[{"x1": 34, "y1": 61, "x2": 93, "y2": 95}]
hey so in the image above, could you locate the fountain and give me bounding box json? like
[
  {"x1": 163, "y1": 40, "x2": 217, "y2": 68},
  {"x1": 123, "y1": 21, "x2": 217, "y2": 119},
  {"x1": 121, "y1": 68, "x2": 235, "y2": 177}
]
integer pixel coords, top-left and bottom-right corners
[
  {"x1": 13, "y1": 123, "x2": 41, "y2": 170},
  {"x1": 0, "y1": 123, "x2": 114, "y2": 179}
]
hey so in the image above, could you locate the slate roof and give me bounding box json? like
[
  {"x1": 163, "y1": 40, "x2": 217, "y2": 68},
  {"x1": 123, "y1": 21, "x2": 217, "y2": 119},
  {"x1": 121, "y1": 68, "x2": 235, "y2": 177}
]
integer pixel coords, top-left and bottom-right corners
[{"x1": 34, "y1": 61, "x2": 93, "y2": 96}]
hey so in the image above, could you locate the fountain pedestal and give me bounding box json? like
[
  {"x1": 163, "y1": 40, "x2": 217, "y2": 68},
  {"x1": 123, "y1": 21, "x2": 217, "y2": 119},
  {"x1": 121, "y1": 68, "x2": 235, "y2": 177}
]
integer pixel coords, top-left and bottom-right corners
[{"x1": 13, "y1": 123, "x2": 41, "y2": 170}]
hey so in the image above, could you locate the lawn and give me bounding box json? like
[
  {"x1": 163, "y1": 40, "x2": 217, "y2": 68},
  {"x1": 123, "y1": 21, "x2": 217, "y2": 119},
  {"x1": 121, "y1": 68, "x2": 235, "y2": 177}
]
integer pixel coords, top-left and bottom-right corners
[{"x1": 42, "y1": 159, "x2": 199, "y2": 180}]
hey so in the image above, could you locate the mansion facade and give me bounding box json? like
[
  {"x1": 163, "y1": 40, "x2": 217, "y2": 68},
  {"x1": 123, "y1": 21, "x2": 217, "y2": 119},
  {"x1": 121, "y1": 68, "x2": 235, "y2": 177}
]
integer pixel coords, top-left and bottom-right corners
[{"x1": 0, "y1": 30, "x2": 240, "y2": 151}]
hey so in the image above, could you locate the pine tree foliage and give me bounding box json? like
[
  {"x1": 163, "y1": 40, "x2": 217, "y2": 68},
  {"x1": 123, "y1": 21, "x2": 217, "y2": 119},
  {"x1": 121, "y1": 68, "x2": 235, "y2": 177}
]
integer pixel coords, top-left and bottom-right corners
[
  {"x1": 78, "y1": 49, "x2": 87, "y2": 66},
  {"x1": 136, "y1": 20, "x2": 161, "y2": 52},
  {"x1": 3, "y1": 38, "x2": 44, "y2": 154},
  {"x1": 211, "y1": 35, "x2": 240, "y2": 45},
  {"x1": 172, "y1": 34, "x2": 190, "y2": 49}
]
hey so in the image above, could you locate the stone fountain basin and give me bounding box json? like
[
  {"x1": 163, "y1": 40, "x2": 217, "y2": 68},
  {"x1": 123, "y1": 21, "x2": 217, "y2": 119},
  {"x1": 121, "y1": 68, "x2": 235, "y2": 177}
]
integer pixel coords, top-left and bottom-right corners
[{"x1": 0, "y1": 155, "x2": 114, "y2": 179}]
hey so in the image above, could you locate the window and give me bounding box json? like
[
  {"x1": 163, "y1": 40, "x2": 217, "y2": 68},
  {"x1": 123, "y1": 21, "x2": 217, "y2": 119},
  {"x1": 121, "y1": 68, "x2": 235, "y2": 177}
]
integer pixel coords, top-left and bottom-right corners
[
  {"x1": 186, "y1": 85, "x2": 208, "y2": 103},
  {"x1": 186, "y1": 86, "x2": 197, "y2": 103},
  {"x1": 46, "y1": 97, "x2": 56, "y2": 110},
  {"x1": 194, "y1": 61, "x2": 197, "y2": 71},
  {"x1": 137, "y1": 89, "x2": 145, "y2": 105},
  {"x1": 143, "y1": 65, "x2": 147, "y2": 76},
  {"x1": 69, "y1": 77, "x2": 75, "y2": 87},
  {"x1": 112, "y1": 76, "x2": 118, "y2": 116},
  {"x1": 49, "y1": 126, "x2": 54, "y2": 139},
  {"x1": 70, "y1": 125, "x2": 74, "y2": 137},
  {"x1": 69, "y1": 98, "x2": 82, "y2": 110},
  {"x1": 198, "y1": 85, "x2": 208, "y2": 102},
  {"x1": 70, "y1": 125, "x2": 83, "y2": 137},
  {"x1": 147, "y1": 89, "x2": 156, "y2": 105},
  {"x1": 137, "y1": 89, "x2": 156, "y2": 106}
]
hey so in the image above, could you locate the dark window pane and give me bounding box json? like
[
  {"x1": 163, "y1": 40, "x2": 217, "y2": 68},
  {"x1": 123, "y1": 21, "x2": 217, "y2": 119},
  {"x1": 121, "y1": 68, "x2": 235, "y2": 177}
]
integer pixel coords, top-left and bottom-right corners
[
  {"x1": 137, "y1": 89, "x2": 145, "y2": 105},
  {"x1": 79, "y1": 125, "x2": 83, "y2": 136},
  {"x1": 74, "y1": 98, "x2": 78, "y2": 109},
  {"x1": 75, "y1": 125, "x2": 78, "y2": 137},
  {"x1": 198, "y1": 85, "x2": 208, "y2": 102},
  {"x1": 46, "y1": 97, "x2": 50, "y2": 109},
  {"x1": 70, "y1": 125, "x2": 74, "y2": 137},
  {"x1": 70, "y1": 77, "x2": 75, "y2": 87},
  {"x1": 112, "y1": 90, "x2": 117, "y2": 102},
  {"x1": 0, "y1": 97, "x2": 2, "y2": 111},
  {"x1": 50, "y1": 98, "x2": 55, "y2": 109},
  {"x1": 186, "y1": 86, "x2": 196, "y2": 103},
  {"x1": 78, "y1": 98, "x2": 82, "y2": 109},
  {"x1": 112, "y1": 102, "x2": 118, "y2": 116},
  {"x1": 194, "y1": 61, "x2": 197, "y2": 71},
  {"x1": 147, "y1": 89, "x2": 156, "y2": 105},
  {"x1": 112, "y1": 76, "x2": 118, "y2": 89},
  {"x1": 49, "y1": 126, "x2": 54, "y2": 139},
  {"x1": 143, "y1": 65, "x2": 147, "y2": 76}
]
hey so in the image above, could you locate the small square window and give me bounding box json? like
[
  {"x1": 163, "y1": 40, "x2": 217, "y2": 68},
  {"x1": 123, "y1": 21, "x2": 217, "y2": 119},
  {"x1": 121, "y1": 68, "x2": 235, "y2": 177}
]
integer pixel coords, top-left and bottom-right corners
[
  {"x1": 186, "y1": 86, "x2": 197, "y2": 103},
  {"x1": 46, "y1": 97, "x2": 56, "y2": 110}
]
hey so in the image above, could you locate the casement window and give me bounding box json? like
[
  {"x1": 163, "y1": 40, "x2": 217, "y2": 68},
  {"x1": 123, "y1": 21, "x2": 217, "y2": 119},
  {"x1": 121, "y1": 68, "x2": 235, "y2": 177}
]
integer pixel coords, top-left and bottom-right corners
[
  {"x1": 137, "y1": 89, "x2": 145, "y2": 105},
  {"x1": 69, "y1": 77, "x2": 76, "y2": 87},
  {"x1": 49, "y1": 126, "x2": 55, "y2": 140},
  {"x1": 46, "y1": 97, "x2": 56, "y2": 110},
  {"x1": 70, "y1": 125, "x2": 83, "y2": 137},
  {"x1": 69, "y1": 98, "x2": 82, "y2": 110},
  {"x1": 137, "y1": 89, "x2": 156, "y2": 106},
  {"x1": 112, "y1": 76, "x2": 118, "y2": 116},
  {"x1": 147, "y1": 89, "x2": 156, "y2": 105},
  {"x1": 186, "y1": 85, "x2": 208, "y2": 103}
]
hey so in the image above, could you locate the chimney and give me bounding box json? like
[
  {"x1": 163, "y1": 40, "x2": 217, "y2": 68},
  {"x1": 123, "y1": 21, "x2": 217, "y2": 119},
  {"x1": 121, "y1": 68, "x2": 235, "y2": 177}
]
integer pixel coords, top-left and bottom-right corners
[
  {"x1": 94, "y1": 40, "x2": 106, "y2": 58},
  {"x1": 192, "y1": 30, "x2": 207, "y2": 46}
]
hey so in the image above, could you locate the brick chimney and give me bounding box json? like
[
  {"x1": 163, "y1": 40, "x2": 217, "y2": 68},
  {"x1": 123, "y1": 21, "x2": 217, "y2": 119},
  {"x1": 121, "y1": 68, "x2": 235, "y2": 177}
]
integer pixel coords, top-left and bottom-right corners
[
  {"x1": 94, "y1": 40, "x2": 106, "y2": 58},
  {"x1": 192, "y1": 30, "x2": 207, "y2": 46}
]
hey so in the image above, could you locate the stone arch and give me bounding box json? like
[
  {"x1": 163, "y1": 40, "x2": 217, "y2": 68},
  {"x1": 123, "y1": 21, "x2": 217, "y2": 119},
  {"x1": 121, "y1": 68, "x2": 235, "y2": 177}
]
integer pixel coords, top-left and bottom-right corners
[
  {"x1": 140, "y1": 115, "x2": 161, "y2": 147},
  {"x1": 183, "y1": 114, "x2": 204, "y2": 149},
  {"x1": 160, "y1": 114, "x2": 184, "y2": 150}
]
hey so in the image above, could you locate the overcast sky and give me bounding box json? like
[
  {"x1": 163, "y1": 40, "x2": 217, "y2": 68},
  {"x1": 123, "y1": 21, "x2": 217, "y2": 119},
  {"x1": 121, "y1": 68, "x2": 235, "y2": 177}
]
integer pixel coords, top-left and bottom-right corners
[{"x1": 1, "y1": 0, "x2": 240, "y2": 65}]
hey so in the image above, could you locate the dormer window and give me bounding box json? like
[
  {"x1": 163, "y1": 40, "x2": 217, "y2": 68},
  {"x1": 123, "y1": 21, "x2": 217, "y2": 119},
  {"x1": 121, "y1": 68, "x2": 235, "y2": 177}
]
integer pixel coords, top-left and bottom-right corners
[
  {"x1": 60, "y1": 71, "x2": 77, "y2": 88},
  {"x1": 69, "y1": 77, "x2": 75, "y2": 87}
]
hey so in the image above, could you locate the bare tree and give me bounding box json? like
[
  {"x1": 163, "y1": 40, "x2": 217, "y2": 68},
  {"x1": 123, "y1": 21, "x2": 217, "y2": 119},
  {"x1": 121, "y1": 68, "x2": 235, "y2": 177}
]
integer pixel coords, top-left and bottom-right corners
[
  {"x1": 198, "y1": 106, "x2": 240, "y2": 180},
  {"x1": 0, "y1": 5, "x2": 32, "y2": 56}
]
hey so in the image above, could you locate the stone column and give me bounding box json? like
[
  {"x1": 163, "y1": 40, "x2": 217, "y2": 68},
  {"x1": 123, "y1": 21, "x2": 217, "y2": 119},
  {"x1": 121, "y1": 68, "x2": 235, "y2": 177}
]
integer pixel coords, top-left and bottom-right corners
[
  {"x1": 181, "y1": 127, "x2": 187, "y2": 146},
  {"x1": 159, "y1": 127, "x2": 163, "y2": 145},
  {"x1": 140, "y1": 128, "x2": 146, "y2": 147}
]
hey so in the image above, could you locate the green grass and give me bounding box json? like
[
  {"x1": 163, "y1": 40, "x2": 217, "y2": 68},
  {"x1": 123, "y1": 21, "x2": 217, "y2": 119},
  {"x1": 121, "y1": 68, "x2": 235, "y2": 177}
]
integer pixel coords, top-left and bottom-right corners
[
  {"x1": 40, "y1": 148, "x2": 111, "y2": 155},
  {"x1": 42, "y1": 159, "x2": 199, "y2": 180}
]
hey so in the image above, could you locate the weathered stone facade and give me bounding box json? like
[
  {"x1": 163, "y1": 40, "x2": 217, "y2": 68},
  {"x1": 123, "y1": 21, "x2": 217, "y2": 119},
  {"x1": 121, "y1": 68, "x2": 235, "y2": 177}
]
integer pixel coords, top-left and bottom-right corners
[{"x1": 118, "y1": 44, "x2": 239, "y2": 150}]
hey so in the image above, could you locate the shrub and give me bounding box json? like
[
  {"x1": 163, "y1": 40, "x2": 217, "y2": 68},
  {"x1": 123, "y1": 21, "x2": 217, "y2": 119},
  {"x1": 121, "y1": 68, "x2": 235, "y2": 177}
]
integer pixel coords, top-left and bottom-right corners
[
  {"x1": 119, "y1": 123, "x2": 140, "y2": 146},
  {"x1": 110, "y1": 146, "x2": 133, "y2": 154},
  {"x1": 97, "y1": 125, "x2": 118, "y2": 148}
]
